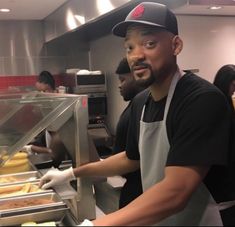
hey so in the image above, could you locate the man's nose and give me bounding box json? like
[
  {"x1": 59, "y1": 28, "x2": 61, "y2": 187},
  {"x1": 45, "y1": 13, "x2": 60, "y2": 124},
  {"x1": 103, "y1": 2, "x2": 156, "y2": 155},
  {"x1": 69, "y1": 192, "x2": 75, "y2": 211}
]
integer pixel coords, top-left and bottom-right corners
[{"x1": 129, "y1": 47, "x2": 145, "y2": 64}]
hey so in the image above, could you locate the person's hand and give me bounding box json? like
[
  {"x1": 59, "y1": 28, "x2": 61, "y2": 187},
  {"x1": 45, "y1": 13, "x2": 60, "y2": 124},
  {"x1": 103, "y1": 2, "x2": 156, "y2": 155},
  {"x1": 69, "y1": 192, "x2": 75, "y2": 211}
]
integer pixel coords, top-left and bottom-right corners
[
  {"x1": 21, "y1": 145, "x2": 33, "y2": 154},
  {"x1": 77, "y1": 219, "x2": 94, "y2": 226},
  {"x1": 39, "y1": 167, "x2": 76, "y2": 190}
]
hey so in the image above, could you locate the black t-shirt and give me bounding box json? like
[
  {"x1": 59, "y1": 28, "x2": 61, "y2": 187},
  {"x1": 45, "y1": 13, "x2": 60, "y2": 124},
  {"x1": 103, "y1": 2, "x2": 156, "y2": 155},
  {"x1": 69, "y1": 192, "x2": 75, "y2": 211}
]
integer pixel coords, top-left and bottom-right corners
[
  {"x1": 113, "y1": 102, "x2": 132, "y2": 154},
  {"x1": 126, "y1": 72, "x2": 235, "y2": 203},
  {"x1": 112, "y1": 99, "x2": 143, "y2": 208},
  {"x1": 30, "y1": 130, "x2": 46, "y2": 147}
]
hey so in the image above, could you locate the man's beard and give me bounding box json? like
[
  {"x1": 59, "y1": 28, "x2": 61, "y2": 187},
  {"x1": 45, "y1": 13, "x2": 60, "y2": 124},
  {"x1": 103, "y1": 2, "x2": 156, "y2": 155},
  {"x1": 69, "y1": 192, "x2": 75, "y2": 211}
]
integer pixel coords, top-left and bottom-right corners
[
  {"x1": 131, "y1": 62, "x2": 156, "y2": 88},
  {"x1": 135, "y1": 70, "x2": 155, "y2": 88}
]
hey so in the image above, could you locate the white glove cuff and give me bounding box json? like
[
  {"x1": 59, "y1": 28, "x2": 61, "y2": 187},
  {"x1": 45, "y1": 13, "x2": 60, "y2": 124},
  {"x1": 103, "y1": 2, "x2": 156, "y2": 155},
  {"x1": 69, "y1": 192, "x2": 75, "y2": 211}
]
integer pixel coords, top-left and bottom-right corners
[
  {"x1": 65, "y1": 167, "x2": 76, "y2": 181},
  {"x1": 24, "y1": 145, "x2": 32, "y2": 154},
  {"x1": 78, "y1": 219, "x2": 93, "y2": 226}
]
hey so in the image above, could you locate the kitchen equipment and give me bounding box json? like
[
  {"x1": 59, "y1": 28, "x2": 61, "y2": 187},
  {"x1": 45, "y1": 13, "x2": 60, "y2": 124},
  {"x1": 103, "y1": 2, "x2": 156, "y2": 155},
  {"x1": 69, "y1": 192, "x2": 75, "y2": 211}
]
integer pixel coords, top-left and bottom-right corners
[
  {"x1": 62, "y1": 72, "x2": 106, "y2": 94},
  {"x1": 0, "y1": 92, "x2": 96, "y2": 221}
]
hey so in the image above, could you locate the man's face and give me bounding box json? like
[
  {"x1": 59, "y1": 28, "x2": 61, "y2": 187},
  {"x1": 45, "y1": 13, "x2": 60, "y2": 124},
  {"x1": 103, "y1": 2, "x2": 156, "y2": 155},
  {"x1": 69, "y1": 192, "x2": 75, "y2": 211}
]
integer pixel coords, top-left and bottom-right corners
[
  {"x1": 118, "y1": 73, "x2": 140, "y2": 101},
  {"x1": 124, "y1": 25, "x2": 176, "y2": 87}
]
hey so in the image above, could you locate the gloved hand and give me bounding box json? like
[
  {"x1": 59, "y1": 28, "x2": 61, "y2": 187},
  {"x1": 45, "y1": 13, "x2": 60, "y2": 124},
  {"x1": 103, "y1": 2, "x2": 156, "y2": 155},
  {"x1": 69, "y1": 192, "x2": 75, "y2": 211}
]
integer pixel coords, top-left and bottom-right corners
[
  {"x1": 21, "y1": 145, "x2": 33, "y2": 154},
  {"x1": 39, "y1": 167, "x2": 76, "y2": 190},
  {"x1": 77, "y1": 219, "x2": 94, "y2": 226}
]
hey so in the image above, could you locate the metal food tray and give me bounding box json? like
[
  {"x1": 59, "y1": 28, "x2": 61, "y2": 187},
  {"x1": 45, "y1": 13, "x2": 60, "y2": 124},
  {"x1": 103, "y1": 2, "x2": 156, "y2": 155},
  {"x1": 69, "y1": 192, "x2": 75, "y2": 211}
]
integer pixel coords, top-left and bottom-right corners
[
  {"x1": 0, "y1": 171, "x2": 41, "y2": 186},
  {"x1": 0, "y1": 206, "x2": 69, "y2": 226},
  {"x1": 0, "y1": 181, "x2": 53, "y2": 199},
  {"x1": 0, "y1": 192, "x2": 66, "y2": 216}
]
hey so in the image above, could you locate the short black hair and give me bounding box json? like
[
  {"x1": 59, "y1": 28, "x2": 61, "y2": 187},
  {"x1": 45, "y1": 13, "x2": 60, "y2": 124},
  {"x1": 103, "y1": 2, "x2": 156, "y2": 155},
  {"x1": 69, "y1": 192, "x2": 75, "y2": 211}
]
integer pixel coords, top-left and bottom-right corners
[
  {"x1": 115, "y1": 58, "x2": 131, "y2": 75},
  {"x1": 38, "y1": 71, "x2": 55, "y2": 90}
]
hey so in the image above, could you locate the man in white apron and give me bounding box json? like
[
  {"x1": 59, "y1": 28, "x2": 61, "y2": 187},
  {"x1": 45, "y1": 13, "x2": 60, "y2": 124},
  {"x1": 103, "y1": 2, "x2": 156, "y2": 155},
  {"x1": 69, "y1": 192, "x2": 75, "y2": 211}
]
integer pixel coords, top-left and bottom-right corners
[{"x1": 40, "y1": 2, "x2": 235, "y2": 226}]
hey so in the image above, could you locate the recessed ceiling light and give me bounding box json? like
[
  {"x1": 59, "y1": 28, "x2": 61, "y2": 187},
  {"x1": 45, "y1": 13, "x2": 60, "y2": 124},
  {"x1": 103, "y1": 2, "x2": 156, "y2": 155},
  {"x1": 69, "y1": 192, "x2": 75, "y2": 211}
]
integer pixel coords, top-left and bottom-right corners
[
  {"x1": 0, "y1": 8, "x2": 10, "y2": 13},
  {"x1": 209, "y1": 6, "x2": 222, "y2": 10}
]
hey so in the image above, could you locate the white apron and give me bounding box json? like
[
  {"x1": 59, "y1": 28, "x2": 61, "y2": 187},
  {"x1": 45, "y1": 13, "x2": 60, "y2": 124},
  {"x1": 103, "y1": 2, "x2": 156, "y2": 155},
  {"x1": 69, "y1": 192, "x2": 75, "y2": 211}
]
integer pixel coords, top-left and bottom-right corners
[{"x1": 138, "y1": 70, "x2": 223, "y2": 226}]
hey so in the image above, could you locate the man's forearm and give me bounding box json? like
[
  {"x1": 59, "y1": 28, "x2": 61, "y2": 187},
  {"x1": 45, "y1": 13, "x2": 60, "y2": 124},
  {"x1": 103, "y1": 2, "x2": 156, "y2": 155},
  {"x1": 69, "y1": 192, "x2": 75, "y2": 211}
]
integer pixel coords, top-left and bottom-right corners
[
  {"x1": 31, "y1": 145, "x2": 52, "y2": 154},
  {"x1": 73, "y1": 151, "x2": 139, "y2": 178},
  {"x1": 92, "y1": 166, "x2": 208, "y2": 226}
]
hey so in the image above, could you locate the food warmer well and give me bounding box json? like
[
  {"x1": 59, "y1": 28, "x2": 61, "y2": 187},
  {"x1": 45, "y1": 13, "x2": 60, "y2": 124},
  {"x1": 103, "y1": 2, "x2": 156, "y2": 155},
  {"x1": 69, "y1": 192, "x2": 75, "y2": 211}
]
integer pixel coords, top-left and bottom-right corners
[{"x1": 0, "y1": 91, "x2": 96, "y2": 226}]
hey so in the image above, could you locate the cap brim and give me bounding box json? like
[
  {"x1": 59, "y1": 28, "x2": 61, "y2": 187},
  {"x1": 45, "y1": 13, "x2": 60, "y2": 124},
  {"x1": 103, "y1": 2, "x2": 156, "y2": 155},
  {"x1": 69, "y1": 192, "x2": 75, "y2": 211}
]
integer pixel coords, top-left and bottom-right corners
[{"x1": 112, "y1": 20, "x2": 165, "y2": 37}]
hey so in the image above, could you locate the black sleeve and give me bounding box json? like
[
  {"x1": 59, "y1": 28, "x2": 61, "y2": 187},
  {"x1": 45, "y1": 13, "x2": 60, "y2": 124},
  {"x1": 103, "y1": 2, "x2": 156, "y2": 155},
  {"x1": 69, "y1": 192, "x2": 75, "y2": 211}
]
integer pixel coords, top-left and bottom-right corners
[
  {"x1": 30, "y1": 130, "x2": 46, "y2": 146},
  {"x1": 167, "y1": 91, "x2": 231, "y2": 166},
  {"x1": 126, "y1": 90, "x2": 149, "y2": 160},
  {"x1": 112, "y1": 105, "x2": 131, "y2": 154}
]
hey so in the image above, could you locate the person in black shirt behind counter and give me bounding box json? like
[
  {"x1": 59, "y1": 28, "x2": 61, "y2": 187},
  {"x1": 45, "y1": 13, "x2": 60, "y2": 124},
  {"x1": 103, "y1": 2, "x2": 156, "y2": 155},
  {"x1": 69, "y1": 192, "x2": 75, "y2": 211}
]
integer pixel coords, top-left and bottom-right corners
[
  {"x1": 23, "y1": 71, "x2": 70, "y2": 168},
  {"x1": 40, "y1": 2, "x2": 235, "y2": 226},
  {"x1": 23, "y1": 71, "x2": 57, "y2": 158},
  {"x1": 112, "y1": 57, "x2": 146, "y2": 208}
]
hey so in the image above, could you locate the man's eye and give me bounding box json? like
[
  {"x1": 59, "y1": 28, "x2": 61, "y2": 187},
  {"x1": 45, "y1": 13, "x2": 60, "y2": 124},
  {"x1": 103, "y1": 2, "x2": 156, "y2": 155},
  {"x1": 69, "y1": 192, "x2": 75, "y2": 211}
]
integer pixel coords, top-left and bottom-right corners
[
  {"x1": 125, "y1": 45, "x2": 132, "y2": 53},
  {"x1": 145, "y1": 41, "x2": 156, "y2": 48}
]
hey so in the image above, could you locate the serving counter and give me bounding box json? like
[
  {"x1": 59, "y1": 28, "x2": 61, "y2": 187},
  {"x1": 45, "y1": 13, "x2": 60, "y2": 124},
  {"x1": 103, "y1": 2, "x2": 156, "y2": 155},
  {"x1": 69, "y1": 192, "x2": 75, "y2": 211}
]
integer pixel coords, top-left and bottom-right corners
[{"x1": 0, "y1": 91, "x2": 97, "y2": 226}]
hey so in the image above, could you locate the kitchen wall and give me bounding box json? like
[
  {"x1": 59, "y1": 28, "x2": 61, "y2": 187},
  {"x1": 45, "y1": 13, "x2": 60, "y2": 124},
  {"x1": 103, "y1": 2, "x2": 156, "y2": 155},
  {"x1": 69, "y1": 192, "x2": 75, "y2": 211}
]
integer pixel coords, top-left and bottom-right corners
[
  {"x1": 0, "y1": 21, "x2": 90, "y2": 77},
  {"x1": 0, "y1": 21, "x2": 44, "y2": 75},
  {"x1": 177, "y1": 15, "x2": 235, "y2": 82},
  {"x1": 88, "y1": 15, "x2": 235, "y2": 133}
]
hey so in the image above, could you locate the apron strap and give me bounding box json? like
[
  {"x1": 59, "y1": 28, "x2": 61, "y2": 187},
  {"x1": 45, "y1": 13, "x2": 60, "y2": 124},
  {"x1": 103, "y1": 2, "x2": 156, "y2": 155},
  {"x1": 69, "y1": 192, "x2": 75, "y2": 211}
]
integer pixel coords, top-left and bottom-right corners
[
  {"x1": 163, "y1": 69, "x2": 183, "y2": 122},
  {"x1": 140, "y1": 68, "x2": 183, "y2": 122}
]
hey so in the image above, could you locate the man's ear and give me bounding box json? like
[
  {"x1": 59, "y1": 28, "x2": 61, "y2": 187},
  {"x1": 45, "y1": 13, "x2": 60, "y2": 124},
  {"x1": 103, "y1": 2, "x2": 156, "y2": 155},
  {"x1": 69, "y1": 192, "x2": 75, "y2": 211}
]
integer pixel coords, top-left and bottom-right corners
[{"x1": 172, "y1": 36, "x2": 183, "y2": 56}]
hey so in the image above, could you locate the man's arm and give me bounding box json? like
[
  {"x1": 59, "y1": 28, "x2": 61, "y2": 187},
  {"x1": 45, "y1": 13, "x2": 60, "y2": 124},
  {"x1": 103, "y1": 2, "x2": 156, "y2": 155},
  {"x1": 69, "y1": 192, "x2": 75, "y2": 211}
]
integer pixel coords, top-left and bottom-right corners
[
  {"x1": 92, "y1": 165, "x2": 209, "y2": 226},
  {"x1": 74, "y1": 151, "x2": 140, "y2": 177},
  {"x1": 39, "y1": 151, "x2": 140, "y2": 189}
]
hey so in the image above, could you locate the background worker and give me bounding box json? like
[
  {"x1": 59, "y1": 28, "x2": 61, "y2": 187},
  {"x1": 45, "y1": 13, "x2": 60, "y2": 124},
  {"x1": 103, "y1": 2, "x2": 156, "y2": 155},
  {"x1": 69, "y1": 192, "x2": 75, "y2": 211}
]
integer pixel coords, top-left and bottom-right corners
[
  {"x1": 40, "y1": 2, "x2": 235, "y2": 226},
  {"x1": 112, "y1": 57, "x2": 145, "y2": 208},
  {"x1": 24, "y1": 70, "x2": 69, "y2": 167},
  {"x1": 213, "y1": 64, "x2": 235, "y2": 113},
  {"x1": 35, "y1": 70, "x2": 56, "y2": 93},
  {"x1": 213, "y1": 66, "x2": 235, "y2": 223},
  {"x1": 23, "y1": 70, "x2": 56, "y2": 156}
]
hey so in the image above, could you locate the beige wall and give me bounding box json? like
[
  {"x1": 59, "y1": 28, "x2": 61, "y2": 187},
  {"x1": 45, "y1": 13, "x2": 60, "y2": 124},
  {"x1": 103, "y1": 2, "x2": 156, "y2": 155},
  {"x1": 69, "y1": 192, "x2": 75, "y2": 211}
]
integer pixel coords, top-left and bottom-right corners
[{"x1": 178, "y1": 15, "x2": 235, "y2": 82}]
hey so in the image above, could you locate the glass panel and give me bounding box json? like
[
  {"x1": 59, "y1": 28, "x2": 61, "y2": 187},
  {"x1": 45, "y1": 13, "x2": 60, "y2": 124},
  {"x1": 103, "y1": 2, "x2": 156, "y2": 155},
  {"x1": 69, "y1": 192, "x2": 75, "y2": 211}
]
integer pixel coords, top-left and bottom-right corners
[{"x1": 0, "y1": 91, "x2": 80, "y2": 166}]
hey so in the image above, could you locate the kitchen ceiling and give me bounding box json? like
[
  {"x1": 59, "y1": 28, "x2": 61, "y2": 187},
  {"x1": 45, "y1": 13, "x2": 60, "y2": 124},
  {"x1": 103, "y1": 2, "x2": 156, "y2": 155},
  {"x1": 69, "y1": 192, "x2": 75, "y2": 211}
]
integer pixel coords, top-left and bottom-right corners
[
  {"x1": 173, "y1": 0, "x2": 235, "y2": 16},
  {"x1": 0, "y1": 0, "x2": 234, "y2": 20},
  {"x1": 0, "y1": 0, "x2": 68, "y2": 20}
]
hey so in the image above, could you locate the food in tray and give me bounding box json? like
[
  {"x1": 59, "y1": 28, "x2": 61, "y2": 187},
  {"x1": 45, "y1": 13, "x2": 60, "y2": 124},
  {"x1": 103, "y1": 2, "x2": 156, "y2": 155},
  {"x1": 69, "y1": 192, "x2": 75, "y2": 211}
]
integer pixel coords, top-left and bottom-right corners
[
  {"x1": 0, "y1": 175, "x2": 37, "y2": 184},
  {"x1": 0, "y1": 151, "x2": 30, "y2": 174},
  {"x1": 0, "y1": 175, "x2": 18, "y2": 183},
  {"x1": 0, "y1": 198, "x2": 54, "y2": 210},
  {"x1": 0, "y1": 182, "x2": 43, "y2": 198},
  {"x1": 2, "y1": 152, "x2": 28, "y2": 161},
  {"x1": 21, "y1": 221, "x2": 56, "y2": 226}
]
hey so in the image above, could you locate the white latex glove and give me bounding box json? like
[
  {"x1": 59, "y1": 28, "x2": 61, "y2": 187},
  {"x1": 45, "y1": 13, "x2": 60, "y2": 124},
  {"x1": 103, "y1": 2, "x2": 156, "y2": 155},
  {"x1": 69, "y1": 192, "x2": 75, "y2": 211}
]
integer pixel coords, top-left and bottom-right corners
[
  {"x1": 39, "y1": 167, "x2": 76, "y2": 190},
  {"x1": 77, "y1": 219, "x2": 94, "y2": 226},
  {"x1": 21, "y1": 145, "x2": 33, "y2": 154}
]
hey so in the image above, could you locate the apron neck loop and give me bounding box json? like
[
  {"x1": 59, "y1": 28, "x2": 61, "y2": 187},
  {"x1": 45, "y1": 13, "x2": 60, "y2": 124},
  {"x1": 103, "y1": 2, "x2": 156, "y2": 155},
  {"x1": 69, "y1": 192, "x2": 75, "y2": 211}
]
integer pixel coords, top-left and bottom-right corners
[
  {"x1": 140, "y1": 68, "x2": 182, "y2": 122},
  {"x1": 163, "y1": 69, "x2": 182, "y2": 121}
]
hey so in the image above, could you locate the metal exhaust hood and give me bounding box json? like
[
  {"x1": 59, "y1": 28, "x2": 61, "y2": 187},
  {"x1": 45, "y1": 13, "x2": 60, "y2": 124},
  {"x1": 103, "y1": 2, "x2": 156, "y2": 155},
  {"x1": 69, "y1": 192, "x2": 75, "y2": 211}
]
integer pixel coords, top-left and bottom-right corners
[{"x1": 43, "y1": 0, "x2": 188, "y2": 43}]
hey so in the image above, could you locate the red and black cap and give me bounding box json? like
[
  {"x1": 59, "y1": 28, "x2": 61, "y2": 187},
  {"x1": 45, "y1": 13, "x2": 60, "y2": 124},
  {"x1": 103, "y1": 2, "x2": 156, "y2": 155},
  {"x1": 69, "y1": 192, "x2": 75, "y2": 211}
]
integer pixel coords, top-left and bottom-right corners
[{"x1": 112, "y1": 2, "x2": 178, "y2": 37}]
